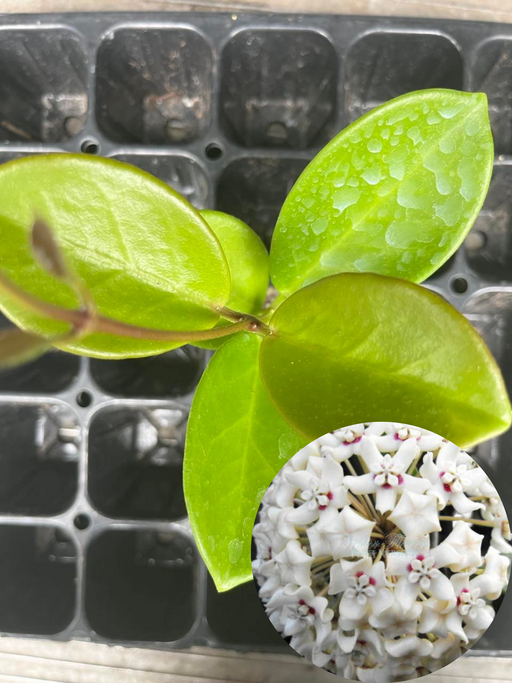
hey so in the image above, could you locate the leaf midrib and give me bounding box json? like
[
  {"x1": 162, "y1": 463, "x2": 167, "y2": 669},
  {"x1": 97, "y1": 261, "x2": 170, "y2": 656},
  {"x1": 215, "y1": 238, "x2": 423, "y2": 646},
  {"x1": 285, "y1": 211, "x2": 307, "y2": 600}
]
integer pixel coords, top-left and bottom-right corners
[
  {"x1": 59, "y1": 233, "x2": 217, "y2": 310},
  {"x1": 0, "y1": 211, "x2": 223, "y2": 312}
]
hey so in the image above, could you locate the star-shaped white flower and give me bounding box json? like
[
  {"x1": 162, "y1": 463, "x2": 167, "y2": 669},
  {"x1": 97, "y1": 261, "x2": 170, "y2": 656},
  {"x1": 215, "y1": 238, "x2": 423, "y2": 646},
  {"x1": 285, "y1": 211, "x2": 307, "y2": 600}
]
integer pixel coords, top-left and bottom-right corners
[
  {"x1": 470, "y1": 547, "x2": 510, "y2": 601},
  {"x1": 442, "y1": 521, "x2": 483, "y2": 571},
  {"x1": 384, "y1": 634, "x2": 433, "y2": 658},
  {"x1": 321, "y1": 505, "x2": 376, "y2": 559},
  {"x1": 266, "y1": 585, "x2": 334, "y2": 646},
  {"x1": 344, "y1": 438, "x2": 428, "y2": 513},
  {"x1": 420, "y1": 572, "x2": 494, "y2": 645},
  {"x1": 319, "y1": 424, "x2": 365, "y2": 462},
  {"x1": 419, "y1": 442, "x2": 486, "y2": 515},
  {"x1": 386, "y1": 534, "x2": 458, "y2": 610},
  {"x1": 452, "y1": 573, "x2": 495, "y2": 642},
  {"x1": 430, "y1": 633, "x2": 463, "y2": 661},
  {"x1": 285, "y1": 454, "x2": 348, "y2": 525},
  {"x1": 337, "y1": 626, "x2": 385, "y2": 663},
  {"x1": 274, "y1": 540, "x2": 313, "y2": 586},
  {"x1": 369, "y1": 601, "x2": 422, "y2": 639},
  {"x1": 275, "y1": 443, "x2": 321, "y2": 507},
  {"x1": 388, "y1": 491, "x2": 441, "y2": 538},
  {"x1": 479, "y1": 480, "x2": 512, "y2": 554},
  {"x1": 306, "y1": 507, "x2": 339, "y2": 558},
  {"x1": 254, "y1": 505, "x2": 298, "y2": 554},
  {"x1": 328, "y1": 558, "x2": 394, "y2": 628},
  {"x1": 371, "y1": 424, "x2": 443, "y2": 454}
]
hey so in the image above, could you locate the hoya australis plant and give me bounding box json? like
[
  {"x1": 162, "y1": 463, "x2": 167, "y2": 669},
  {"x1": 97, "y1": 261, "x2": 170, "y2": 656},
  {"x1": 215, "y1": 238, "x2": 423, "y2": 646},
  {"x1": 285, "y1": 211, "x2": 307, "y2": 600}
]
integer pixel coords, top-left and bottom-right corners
[{"x1": 0, "y1": 89, "x2": 510, "y2": 593}]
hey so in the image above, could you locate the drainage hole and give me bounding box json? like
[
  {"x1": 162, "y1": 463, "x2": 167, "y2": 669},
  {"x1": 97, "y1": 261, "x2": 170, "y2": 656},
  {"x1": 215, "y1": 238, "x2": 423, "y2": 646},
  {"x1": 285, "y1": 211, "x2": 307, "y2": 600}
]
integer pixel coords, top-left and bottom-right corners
[
  {"x1": 74, "y1": 514, "x2": 91, "y2": 531},
  {"x1": 450, "y1": 277, "x2": 469, "y2": 295},
  {"x1": 81, "y1": 138, "x2": 100, "y2": 155},
  {"x1": 76, "y1": 390, "x2": 93, "y2": 408},
  {"x1": 205, "y1": 142, "x2": 223, "y2": 161}
]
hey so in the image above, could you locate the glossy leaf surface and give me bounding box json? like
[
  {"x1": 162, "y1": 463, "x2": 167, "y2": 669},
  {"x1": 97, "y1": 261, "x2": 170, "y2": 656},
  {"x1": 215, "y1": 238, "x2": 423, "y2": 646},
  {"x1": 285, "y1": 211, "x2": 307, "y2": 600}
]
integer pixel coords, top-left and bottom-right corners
[
  {"x1": 184, "y1": 332, "x2": 306, "y2": 591},
  {"x1": 201, "y1": 210, "x2": 269, "y2": 315},
  {"x1": 260, "y1": 274, "x2": 511, "y2": 449},
  {"x1": 0, "y1": 155, "x2": 230, "y2": 358},
  {"x1": 270, "y1": 90, "x2": 493, "y2": 295},
  {"x1": 196, "y1": 210, "x2": 269, "y2": 350}
]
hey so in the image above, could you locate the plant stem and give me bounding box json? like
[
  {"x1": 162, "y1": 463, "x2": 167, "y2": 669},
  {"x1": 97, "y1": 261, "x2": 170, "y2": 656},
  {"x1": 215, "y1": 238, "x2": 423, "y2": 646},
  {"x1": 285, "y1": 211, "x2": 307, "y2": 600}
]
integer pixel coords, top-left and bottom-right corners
[
  {"x1": 345, "y1": 459, "x2": 360, "y2": 478},
  {"x1": 345, "y1": 459, "x2": 378, "y2": 519},
  {"x1": 439, "y1": 516, "x2": 497, "y2": 527},
  {"x1": 217, "y1": 306, "x2": 269, "y2": 333},
  {"x1": 407, "y1": 452, "x2": 422, "y2": 476},
  {"x1": 374, "y1": 544, "x2": 385, "y2": 563},
  {"x1": 0, "y1": 271, "x2": 266, "y2": 343},
  {"x1": 348, "y1": 494, "x2": 371, "y2": 518},
  {"x1": 355, "y1": 453, "x2": 370, "y2": 474}
]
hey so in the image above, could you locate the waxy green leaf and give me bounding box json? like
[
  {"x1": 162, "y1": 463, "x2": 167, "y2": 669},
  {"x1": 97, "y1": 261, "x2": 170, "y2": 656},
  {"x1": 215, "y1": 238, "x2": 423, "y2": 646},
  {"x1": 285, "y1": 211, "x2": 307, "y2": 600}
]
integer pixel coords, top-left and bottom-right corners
[
  {"x1": 201, "y1": 211, "x2": 269, "y2": 316},
  {"x1": 184, "y1": 332, "x2": 306, "y2": 591},
  {"x1": 195, "y1": 211, "x2": 269, "y2": 350},
  {"x1": 0, "y1": 155, "x2": 230, "y2": 358},
  {"x1": 260, "y1": 274, "x2": 512, "y2": 449},
  {"x1": 270, "y1": 90, "x2": 493, "y2": 295}
]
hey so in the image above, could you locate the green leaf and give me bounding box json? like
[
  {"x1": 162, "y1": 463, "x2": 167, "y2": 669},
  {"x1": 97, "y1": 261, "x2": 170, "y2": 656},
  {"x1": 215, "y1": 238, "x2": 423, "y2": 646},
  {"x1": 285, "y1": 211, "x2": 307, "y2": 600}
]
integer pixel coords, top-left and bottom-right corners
[
  {"x1": 260, "y1": 273, "x2": 512, "y2": 449},
  {"x1": 195, "y1": 210, "x2": 269, "y2": 350},
  {"x1": 184, "y1": 332, "x2": 306, "y2": 591},
  {"x1": 0, "y1": 154, "x2": 230, "y2": 358},
  {"x1": 201, "y1": 210, "x2": 269, "y2": 315},
  {"x1": 270, "y1": 90, "x2": 493, "y2": 295}
]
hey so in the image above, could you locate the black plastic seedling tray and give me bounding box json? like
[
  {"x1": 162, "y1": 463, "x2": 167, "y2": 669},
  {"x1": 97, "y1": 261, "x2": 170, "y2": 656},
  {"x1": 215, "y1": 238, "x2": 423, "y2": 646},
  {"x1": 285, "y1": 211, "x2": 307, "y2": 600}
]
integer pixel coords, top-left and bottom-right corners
[{"x1": 0, "y1": 10, "x2": 511, "y2": 659}]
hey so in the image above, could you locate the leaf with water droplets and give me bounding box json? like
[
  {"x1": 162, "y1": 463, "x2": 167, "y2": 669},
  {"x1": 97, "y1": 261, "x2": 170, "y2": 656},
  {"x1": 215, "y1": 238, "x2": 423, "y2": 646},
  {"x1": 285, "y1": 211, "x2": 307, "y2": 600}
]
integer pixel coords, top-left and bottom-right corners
[
  {"x1": 270, "y1": 90, "x2": 493, "y2": 295},
  {"x1": 260, "y1": 273, "x2": 511, "y2": 449},
  {"x1": 184, "y1": 332, "x2": 306, "y2": 591}
]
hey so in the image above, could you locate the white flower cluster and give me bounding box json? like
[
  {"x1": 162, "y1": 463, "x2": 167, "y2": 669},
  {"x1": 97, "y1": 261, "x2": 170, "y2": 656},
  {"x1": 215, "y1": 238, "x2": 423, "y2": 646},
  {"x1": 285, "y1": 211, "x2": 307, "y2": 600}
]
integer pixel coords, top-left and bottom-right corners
[{"x1": 253, "y1": 423, "x2": 511, "y2": 682}]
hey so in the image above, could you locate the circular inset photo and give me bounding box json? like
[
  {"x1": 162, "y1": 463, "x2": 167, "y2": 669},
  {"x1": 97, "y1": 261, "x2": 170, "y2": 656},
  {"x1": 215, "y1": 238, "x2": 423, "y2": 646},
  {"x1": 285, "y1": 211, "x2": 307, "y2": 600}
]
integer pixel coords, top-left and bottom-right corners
[{"x1": 252, "y1": 423, "x2": 511, "y2": 681}]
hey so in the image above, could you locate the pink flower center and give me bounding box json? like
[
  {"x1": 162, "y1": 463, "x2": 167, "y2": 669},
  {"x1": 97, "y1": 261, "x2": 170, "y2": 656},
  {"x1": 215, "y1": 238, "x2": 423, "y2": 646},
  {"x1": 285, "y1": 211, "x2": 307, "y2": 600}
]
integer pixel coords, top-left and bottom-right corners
[
  {"x1": 298, "y1": 599, "x2": 315, "y2": 615},
  {"x1": 397, "y1": 474, "x2": 404, "y2": 485},
  {"x1": 394, "y1": 432, "x2": 420, "y2": 441},
  {"x1": 456, "y1": 588, "x2": 470, "y2": 606},
  {"x1": 369, "y1": 577, "x2": 376, "y2": 585},
  {"x1": 439, "y1": 471, "x2": 452, "y2": 492},
  {"x1": 318, "y1": 490, "x2": 334, "y2": 511},
  {"x1": 343, "y1": 436, "x2": 362, "y2": 445}
]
